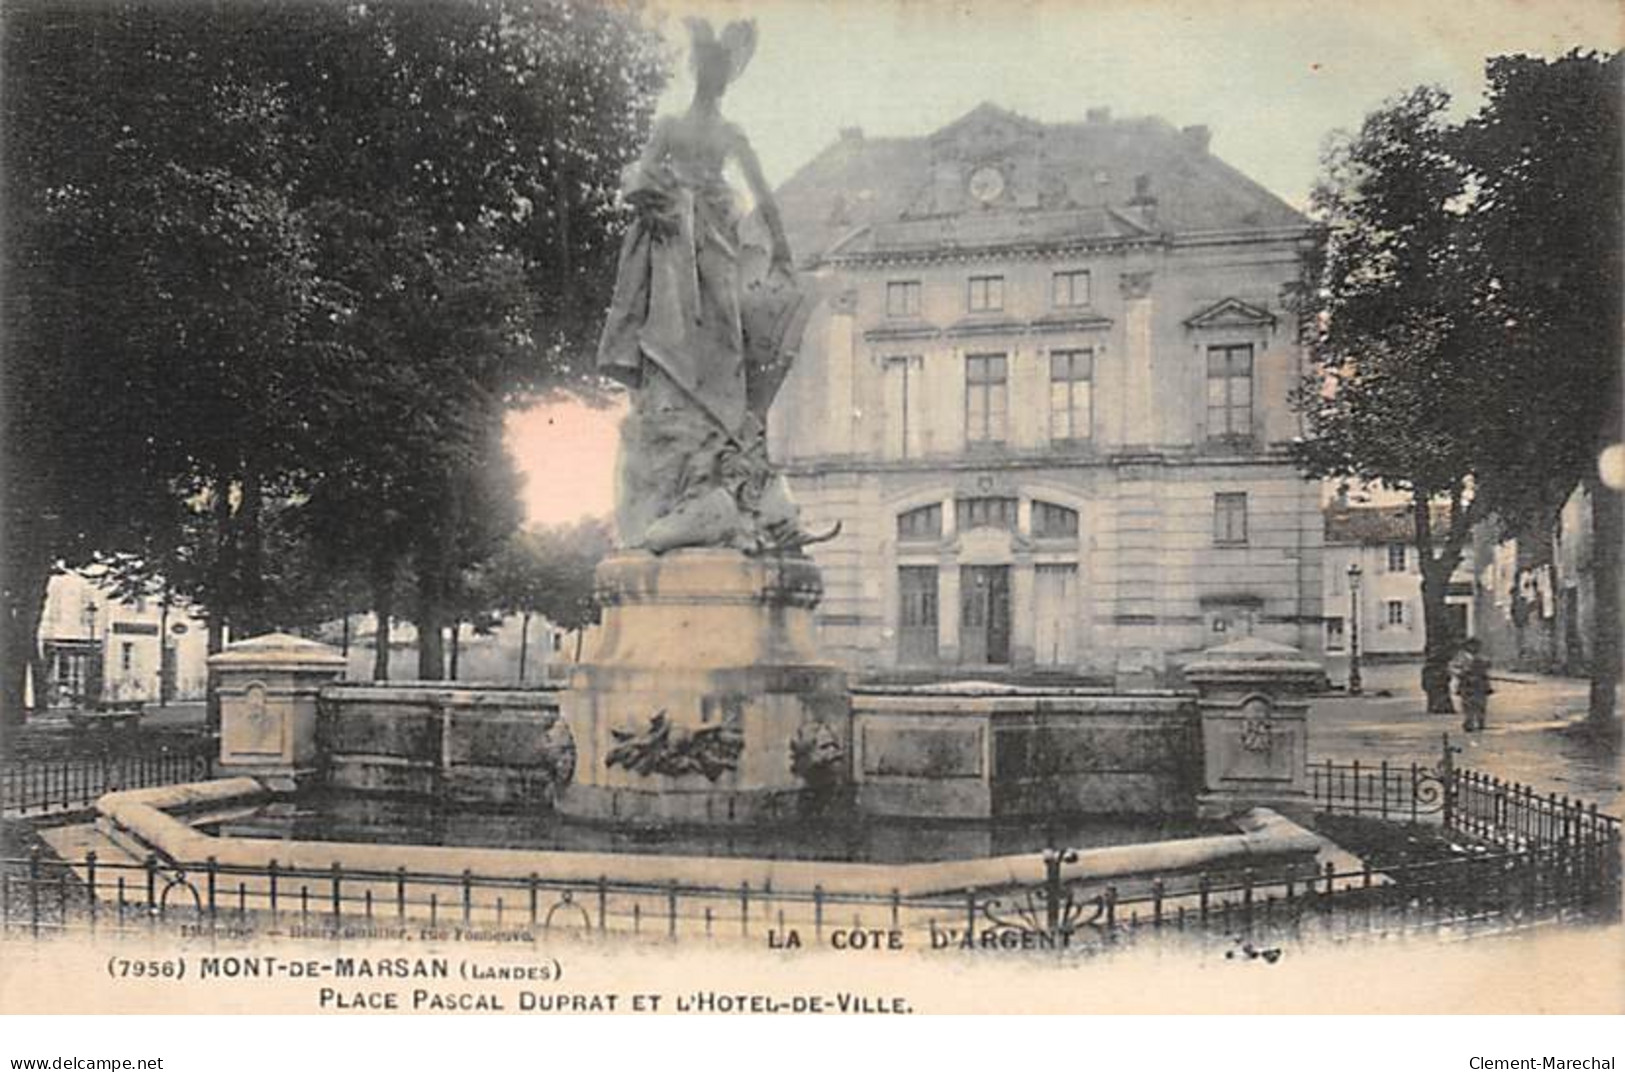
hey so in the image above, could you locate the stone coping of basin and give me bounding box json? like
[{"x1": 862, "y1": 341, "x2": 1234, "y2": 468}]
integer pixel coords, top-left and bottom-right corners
[
  {"x1": 852, "y1": 681, "x2": 1191, "y2": 698},
  {"x1": 853, "y1": 693, "x2": 1192, "y2": 715},
  {"x1": 96, "y1": 779, "x2": 1322, "y2": 900},
  {"x1": 320, "y1": 683, "x2": 563, "y2": 702}
]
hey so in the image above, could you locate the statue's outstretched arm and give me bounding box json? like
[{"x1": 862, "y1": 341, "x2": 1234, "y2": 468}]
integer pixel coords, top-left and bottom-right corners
[{"x1": 733, "y1": 130, "x2": 793, "y2": 274}]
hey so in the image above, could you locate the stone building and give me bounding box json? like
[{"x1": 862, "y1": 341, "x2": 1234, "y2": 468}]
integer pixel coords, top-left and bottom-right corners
[
  {"x1": 1321, "y1": 502, "x2": 1475, "y2": 684},
  {"x1": 764, "y1": 104, "x2": 1323, "y2": 681},
  {"x1": 32, "y1": 571, "x2": 211, "y2": 707}
]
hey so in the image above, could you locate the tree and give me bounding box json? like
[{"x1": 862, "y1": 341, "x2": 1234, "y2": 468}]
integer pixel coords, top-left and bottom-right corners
[
  {"x1": 1, "y1": 3, "x2": 337, "y2": 726},
  {"x1": 1297, "y1": 54, "x2": 1624, "y2": 727},
  {"x1": 1295, "y1": 87, "x2": 1490, "y2": 713},
  {"x1": 488, "y1": 518, "x2": 612, "y2": 680},
  {"x1": 1458, "y1": 52, "x2": 1623, "y2": 730},
  {"x1": 1, "y1": 1, "x2": 668, "y2": 717}
]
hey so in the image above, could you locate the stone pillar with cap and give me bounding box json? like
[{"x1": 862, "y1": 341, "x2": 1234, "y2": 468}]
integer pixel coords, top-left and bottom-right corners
[
  {"x1": 209, "y1": 632, "x2": 347, "y2": 790},
  {"x1": 1183, "y1": 637, "x2": 1325, "y2": 818}
]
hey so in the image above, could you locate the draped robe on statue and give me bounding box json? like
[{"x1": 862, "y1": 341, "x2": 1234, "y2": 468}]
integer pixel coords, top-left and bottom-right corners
[{"x1": 597, "y1": 127, "x2": 810, "y2": 553}]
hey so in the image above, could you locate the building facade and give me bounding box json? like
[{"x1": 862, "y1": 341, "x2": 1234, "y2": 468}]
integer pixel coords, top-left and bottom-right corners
[
  {"x1": 33, "y1": 571, "x2": 211, "y2": 707},
  {"x1": 764, "y1": 105, "x2": 1323, "y2": 681},
  {"x1": 1321, "y1": 503, "x2": 1475, "y2": 683}
]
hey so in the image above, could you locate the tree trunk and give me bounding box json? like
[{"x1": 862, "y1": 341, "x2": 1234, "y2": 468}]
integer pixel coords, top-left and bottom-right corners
[
  {"x1": 205, "y1": 483, "x2": 234, "y2": 733},
  {"x1": 518, "y1": 612, "x2": 530, "y2": 684},
  {"x1": 415, "y1": 565, "x2": 445, "y2": 681},
  {"x1": 1585, "y1": 471, "x2": 1621, "y2": 731},
  {"x1": 1414, "y1": 494, "x2": 1460, "y2": 714},
  {"x1": 1, "y1": 554, "x2": 51, "y2": 728},
  {"x1": 370, "y1": 561, "x2": 394, "y2": 682},
  {"x1": 205, "y1": 612, "x2": 226, "y2": 734},
  {"x1": 237, "y1": 467, "x2": 266, "y2": 637}
]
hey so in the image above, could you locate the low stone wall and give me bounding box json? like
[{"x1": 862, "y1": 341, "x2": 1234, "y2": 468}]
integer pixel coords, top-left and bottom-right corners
[
  {"x1": 317, "y1": 681, "x2": 1206, "y2": 819},
  {"x1": 852, "y1": 685, "x2": 1201, "y2": 819},
  {"x1": 317, "y1": 684, "x2": 569, "y2": 806}
]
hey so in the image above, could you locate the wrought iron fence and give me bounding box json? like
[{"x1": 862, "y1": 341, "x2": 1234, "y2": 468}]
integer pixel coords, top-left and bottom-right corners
[
  {"x1": 1310, "y1": 734, "x2": 1622, "y2": 854},
  {"x1": 0, "y1": 827, "x2": 1616, "y2": 950},
  {"x1": 0, "y1": 740, "x2": 214, "y2": 817},
  {"x1": 0, "y1": 733, "x2": 1617, "y2": 951}
]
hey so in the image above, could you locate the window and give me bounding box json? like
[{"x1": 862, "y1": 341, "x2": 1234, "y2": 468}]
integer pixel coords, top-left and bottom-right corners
[
  {"x1": 1325, "y1": 616, "x2": 1346, "y2": 652},
  {"x1": 1213, "y1": 492, "x2": 1248, "y2": 545},
  {"x1": 1052, "y1": 269, "x2": 1091, "y2": 307},
  {"x1": 1206, "y1": 343, "x2": 1254, "y2": 441},
  {"x1": 886, "y1": 280, "x2": 921, "y2": 318},
  {"x1": 956, "y1": 497, "x2": 1017, "y2": 532},
  {"x1": 884, "y1": 355, "x2": 922, "y2": 458},
  {"x1": 1049, "y1": 349, "x2": 1093, "y2": 442},
  {"x1": 965, "y1": 353, "x2": 1008, "y2": 444},
  {"x1": 897, "y1": 503, "x2": 943, "y2": 542},
  {"x1": 967, "y1": 275, "x2": 1004, "y2": 313},
  {"x1": 1387, "y1": 543, "x2": 1407, "y2": 572},
  {"x1": 120, "y1": 642, "x2": 133, "y2": 674},
  {"x1": 1031, "y1": 501, "x2": 1079, "y2": 538},
  {"x1": 1386, "y1": 600, "x2": 1407, "y2": 627}
]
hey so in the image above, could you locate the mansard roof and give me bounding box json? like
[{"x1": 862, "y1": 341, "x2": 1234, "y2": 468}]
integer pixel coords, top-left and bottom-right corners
[{"x1": 769, "y1": 103, "x2": 1309, "y2": 267}]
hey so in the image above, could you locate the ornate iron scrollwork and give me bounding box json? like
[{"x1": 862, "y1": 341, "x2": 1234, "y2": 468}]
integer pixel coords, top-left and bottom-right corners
[{"x1": 978, "y1": 847, "x2": 1106, "y2": 945}]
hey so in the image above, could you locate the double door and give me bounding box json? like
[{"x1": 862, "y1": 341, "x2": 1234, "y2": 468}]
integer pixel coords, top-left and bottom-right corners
[{"x1": 960, "y1": 565, "x2": 1010, "y2": 666}]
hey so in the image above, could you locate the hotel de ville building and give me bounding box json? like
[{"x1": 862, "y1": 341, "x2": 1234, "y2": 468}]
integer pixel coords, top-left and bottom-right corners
[{"x1": 764, "y1": 104, "x2": 1325, "y2": 681}]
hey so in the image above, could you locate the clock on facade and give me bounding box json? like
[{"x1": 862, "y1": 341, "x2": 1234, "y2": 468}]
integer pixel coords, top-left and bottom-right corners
[{"x1": 968, "y1": 165, "x2": 1005, "y2": 204}]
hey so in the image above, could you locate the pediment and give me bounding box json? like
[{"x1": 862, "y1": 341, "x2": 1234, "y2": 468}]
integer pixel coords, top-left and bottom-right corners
[{"x1": 1184, "y1": 296, "x2": 1277, "y2": 330}]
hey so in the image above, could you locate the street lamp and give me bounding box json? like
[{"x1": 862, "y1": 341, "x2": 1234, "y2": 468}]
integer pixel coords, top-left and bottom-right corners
[{"x1": 1346, "y1": 562, "x2": 1363, "y2": 697}]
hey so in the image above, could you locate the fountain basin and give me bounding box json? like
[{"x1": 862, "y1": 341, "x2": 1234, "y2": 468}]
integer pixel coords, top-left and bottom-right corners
[{"x1": 94, "y1": 778, "x2": 1321, "y2": 899}]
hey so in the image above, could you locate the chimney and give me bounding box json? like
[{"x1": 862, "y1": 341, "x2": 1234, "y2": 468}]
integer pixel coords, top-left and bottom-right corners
[
  {"x1": 1182, "y1": 124, "x2": 1211, "y2": 153},
  {"x1": 1127, "y1": 173, "x2": 1158, "y2": 227},
  {"x1": 1086, "y1": 106, "x2": 1111, "y2": 124}
]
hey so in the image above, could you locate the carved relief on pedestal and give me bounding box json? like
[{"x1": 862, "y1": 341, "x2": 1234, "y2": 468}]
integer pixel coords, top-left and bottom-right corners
[{"x1": 605, "y1": 706, "x2": 746, "y2": 782}]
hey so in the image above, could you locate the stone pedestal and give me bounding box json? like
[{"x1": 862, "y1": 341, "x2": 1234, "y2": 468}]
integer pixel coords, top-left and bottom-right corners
[
  {"x1": 210, "y1": 632, "x2": 346, "y2": 790},
  {"x1": 1183, "y1": 637, "x2": 1324, "y2": 819},
  {"x1": 557, "y1": 549, "x2": 850, "y2": 826}
]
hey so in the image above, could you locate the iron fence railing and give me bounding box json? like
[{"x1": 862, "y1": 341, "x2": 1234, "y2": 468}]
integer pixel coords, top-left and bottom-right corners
[
  {"x1": 0, "y1": 740, "x2": 214, "y2": 817},
  {"x1": 0, "y1": 828, "x2": 1616, "y2": 949},
  {"x1": 1310, "y1": 734, "x2": 1621, "y2": 853},
  {"x1": 0, "y1": 734, "x2": 1617, "y2": 950}
]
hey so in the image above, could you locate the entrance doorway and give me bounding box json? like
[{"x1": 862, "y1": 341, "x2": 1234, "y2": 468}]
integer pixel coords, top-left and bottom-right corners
[
  {"x1": 960, "y1": 566, "x2": 1010, "y2": 665},
  {"x1": 897, "y1": 566, "x2": 940, "y2": 665}
]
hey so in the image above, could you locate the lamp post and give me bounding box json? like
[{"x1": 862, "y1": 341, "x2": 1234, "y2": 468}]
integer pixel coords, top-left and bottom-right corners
[{"x1": 1347, "y1": 562, "x2": 1363, "y2": 697}]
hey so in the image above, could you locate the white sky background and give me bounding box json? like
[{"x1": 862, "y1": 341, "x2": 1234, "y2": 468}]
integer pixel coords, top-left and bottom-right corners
[{"x1": 509, "y1": 0, "x2": 1621, "y2": 528}]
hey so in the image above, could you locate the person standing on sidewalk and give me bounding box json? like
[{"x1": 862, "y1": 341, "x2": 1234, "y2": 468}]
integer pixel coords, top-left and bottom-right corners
[{"x1": 1451, "y1": 638, "x2": 1493, "y2": 732}]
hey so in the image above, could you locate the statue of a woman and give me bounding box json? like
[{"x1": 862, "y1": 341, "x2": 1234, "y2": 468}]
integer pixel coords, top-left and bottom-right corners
[{"x1": 597, "y1": 18, "x2": 821, "y2": 555}]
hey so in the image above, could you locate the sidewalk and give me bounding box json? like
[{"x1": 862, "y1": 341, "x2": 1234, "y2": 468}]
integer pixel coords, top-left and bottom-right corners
[{"x1": 1312, "y1": 661, "x2": 1621, "y2": 815}]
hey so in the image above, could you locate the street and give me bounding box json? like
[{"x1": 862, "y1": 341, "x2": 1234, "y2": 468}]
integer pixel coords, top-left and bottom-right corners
[{"x1": 1313, "y1": 661, "x2": 1621, "y2": 815}]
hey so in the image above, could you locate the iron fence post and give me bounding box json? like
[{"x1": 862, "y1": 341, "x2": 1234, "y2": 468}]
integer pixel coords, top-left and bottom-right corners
[{"x1": 28, "y1": 845, "x2": 41, "y2": 935}]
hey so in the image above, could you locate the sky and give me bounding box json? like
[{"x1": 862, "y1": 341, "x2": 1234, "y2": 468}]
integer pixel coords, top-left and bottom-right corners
[{"x1": 508, "y1": 0, "x2": 1621, "y2": 528}]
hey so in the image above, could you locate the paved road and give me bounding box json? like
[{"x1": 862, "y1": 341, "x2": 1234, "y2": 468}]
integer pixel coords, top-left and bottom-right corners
[{"x1": 1311, "y1": 661, "x2": 1620, "y2": 815}]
